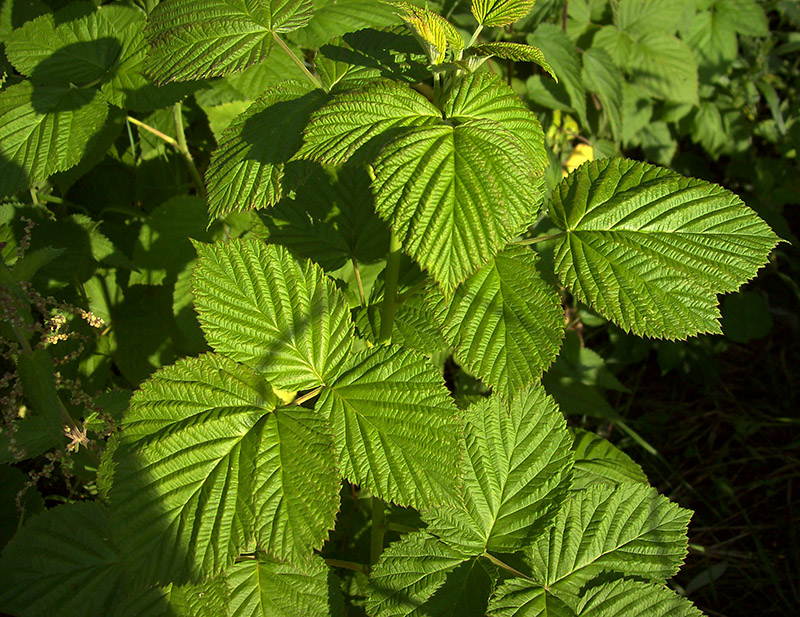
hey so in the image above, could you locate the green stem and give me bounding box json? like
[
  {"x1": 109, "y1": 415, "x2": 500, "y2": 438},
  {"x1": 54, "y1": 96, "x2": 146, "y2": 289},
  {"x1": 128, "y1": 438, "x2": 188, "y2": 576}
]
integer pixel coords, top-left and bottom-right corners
[
  {"x1": 126, "y1": 115, "x2": 179, "y2": 147},
  {"x1": 325, "y1": 558, "x2": 370, "y2": 574},
  {"x1": 481, "y1": 552, "x2": 535, "y2": 581},
  {"x1": 378, "y1": 231, "x2": 403, "y2": 344},
  {"x1": 172, "y1": 103, "x2": 207, "y2": 199},
  {"x1": 293, "y1": 386, "x2": 323, "y2": 407},
  {"x1": 370, "y1": 498, "x2": 386, "y2": 565},
  {"x1": 466, "y1": 24, "x2": 484, "y2": 48},
  {"x1": 514, "y1": 231, "x2": 566, "y2": 245},
  {"x1": 352, "y1": 256, "x2": 367, "y2": 308},
  {"x1": 272, "y1": 32, "x2": 324, "y2": 91}
]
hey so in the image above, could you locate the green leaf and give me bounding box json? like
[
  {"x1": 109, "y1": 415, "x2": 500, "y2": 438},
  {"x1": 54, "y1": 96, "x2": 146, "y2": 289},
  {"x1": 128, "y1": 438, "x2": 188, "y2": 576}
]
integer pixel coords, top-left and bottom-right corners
[
  {"x1": 549, "y1": 158, "x2": 780, "y2": 339},
  {"x1": 99, "y1": 3, "x2": 201, "y2": 112},
  {"x1": 317, "y1": 346, "x2": 463, "y2": 509},
  {"x1": 615, "y1": 0, "x2": 689, "y2": 35},
  {"x1": 392, "y1": 2, "x2": 463, "y2": 62},
  {"x1": 469, "y1": 42, "x2": 556, "y2": 81},
  {"x1": 226, "y1": 554, "x2": 345, "y2": 617},
  {"x1": 425, "y1": 386, "x2": 574, "y2": 554},
  {"x1": 205, "y1": 82, "x2": 326, "y2": 220},
  {"x1": 144, "y1": 0, "x2": 314, "y2": 83},
  {"x1": 0, "y1": 82, "x2": 108, "y2": 197},
  {"x1": 192, "y1": 238, "x2": 355, "y2": 390},
  {"x1": 581, "y1": 47, "x2": 623, "y2": 142},
  {"x1": 373, "y1": 120, "x2": 542, "y2": 290},
  {"x1": 5, "y1": 9, "x2": 120, "y2": 87},
  {"x1": 110, "y1": 354, "x2": 340, "y2": 584},
  {"x1": 528, "y1": 24, "x2": 587, "y2": 126},
  {"x1": 16, "y1": 349, "x2": 65, "y2": 442},
  {"x1": 570, "y1": 428, "x2": 649, "y2": 489},
  {"x1": 443, "y1": 72, "x2": 547, "y2": 169},
  {"x1": 487, "y1": 580, "x2": 578, "y2": 617},
  {"x1": 0, "y1": 502, "x2": 125, "y2": 617},
  {"x1": 715, "y1": 0, "x2": 768, "y2": 37},
  {"x1": 578, "y1": 579, "x2": 702, "y2": 617},
  {"x1": 429, "y1": 246, "x2": 565, "y2": 400},
  {"x1": 296, "y1": 80, "x2": 441, "y2": 166},
  {"x1": 292, "y1": 0, "x2": 402, "y2": 48},
  {"x1": 472, "y1": 0, "x2": 539, "y2": 27},
  {"x1": 366, "y1": 530, "x2": 472, "y2": 617},
  {"x1": 356, "y1": 291, "x2": 448, "y2": 354},
  {"x1": 257, "y1": 163, "x2": 389, "y2": 271},
  {"x1": 594, "y1": 27, "x2": 698, "y2": 105},
  {"x1": 525, "y1": 483, "x2": 691, "y2": 595},
  {"x1": 685, "y1": 9, "x2": 738, "y2": 75}
]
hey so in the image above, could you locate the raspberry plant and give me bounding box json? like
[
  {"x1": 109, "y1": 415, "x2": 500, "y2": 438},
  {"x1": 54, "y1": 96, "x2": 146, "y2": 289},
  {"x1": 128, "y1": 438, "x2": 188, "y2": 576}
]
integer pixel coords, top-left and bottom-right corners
[{"x1": 0, "y1": 1, "x2": 781, "y2": 616}]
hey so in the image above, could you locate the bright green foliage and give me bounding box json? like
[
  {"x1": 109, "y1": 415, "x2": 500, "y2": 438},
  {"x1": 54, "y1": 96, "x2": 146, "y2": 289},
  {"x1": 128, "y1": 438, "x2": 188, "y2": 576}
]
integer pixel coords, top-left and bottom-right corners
[
  {"x1": 205, "y1": 81, "x2": 324, "y2": 219},
  {"x1": 550, "y1": 158, "x2": 780, "y2": 339},
  {"x1": 472, "y1": 0, "x2": 539, "y2": 27},
  {"x1": 0, "y1": 83, "x2": 108, "y2": 197},
  {"x1": 0, "y1": 503, "x2": 124, "y2": 617},
  {"x1": 110, "y1": 354, "x2": 340, "y2": 584},
  {"x1": 317, "y1": 346, "x2": 463, "y2": 509},
  {"x1": 296, "y1": 80, "x2": 441, "y2": 166},
  {"x1": 0, "y1": 1, "x2": 784, "y2": 615},
  {"x1": 392, "y1": 2, "x2": 463, "y2": 63},
  {"x1": 225, "y1": 555, "x2": 344, "y2": 617},
  {"x1": 429, "y1": 246, "x2": 564, "y2": 400},
  {"x1": 365, "y1": 530, "x2": 480, "y2": 617},
  {"x1": 144, "y1": 0, "x2": 314, "y2": 83},
  {"x1": 570, "y1": 428, "x2": 648, "y2": 489},
  {"x1": 192, "y1": 238, "x2": 355, "y2": 390},
  {"x1": 425, "y1": 386, "x2": 574, "y2": 554},
  {"x1": 486, "y1": 483, "x2": 691, "y2": 614},
  {"x1": 524, "y1": 482, "x2": 690, "y2": 593},
  {"x1": 469, "y1": 42, "x2": 556, "y2": 81},
  {"x1": 578, "y1": 579, "x2": 703, "y2": 617}
]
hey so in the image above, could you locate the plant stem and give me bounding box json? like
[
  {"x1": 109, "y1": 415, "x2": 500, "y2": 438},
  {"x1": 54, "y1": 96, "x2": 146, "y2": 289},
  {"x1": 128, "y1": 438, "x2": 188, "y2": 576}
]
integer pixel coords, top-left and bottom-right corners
[
  {"x1": 352, "y1": 256, "x2": 367, "y2": 307},
  {"x1": 126, "y1": 115, "x2": 179, "y2": 147},
  {"x1": 514, "y1": 231, "x2": 566, "y2": 245},
  {"x1": 370, "y1": 497, "x2": 386, "y2": 565},
  {"x1": 324, "y1": 558, "x2": 370, "y2": 574},
  {"x1": 172, "y1": 102, "x2": 207, "y2": 199},
  {"x1": 378, "y1": 231, "x2": 403, "y2": 344},
  {"x1": 272, "y1": 32, "x2": 324, "y2": 91},
  {"x1": 481, "y1": 552, "x2": 535, "y2": 581},
  {"x1": 466, "y1": 24, "x2": 484, "y2": 48},
  {"x1": 293, "y1": 386, "x2": 323, "y2": 406}
]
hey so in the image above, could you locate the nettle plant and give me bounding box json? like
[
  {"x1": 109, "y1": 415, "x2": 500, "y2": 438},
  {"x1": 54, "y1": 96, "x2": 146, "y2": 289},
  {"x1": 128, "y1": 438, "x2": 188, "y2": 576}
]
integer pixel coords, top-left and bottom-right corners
[{"x1": 0, "y1": 1, "x2": 781, "y2": 616}]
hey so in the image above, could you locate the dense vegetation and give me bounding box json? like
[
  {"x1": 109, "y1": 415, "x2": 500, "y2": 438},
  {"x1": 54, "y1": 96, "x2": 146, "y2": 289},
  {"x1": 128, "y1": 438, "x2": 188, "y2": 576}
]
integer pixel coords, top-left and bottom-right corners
[{"x1": 0, "y1": 1, "x2": 796, "y2": 616}]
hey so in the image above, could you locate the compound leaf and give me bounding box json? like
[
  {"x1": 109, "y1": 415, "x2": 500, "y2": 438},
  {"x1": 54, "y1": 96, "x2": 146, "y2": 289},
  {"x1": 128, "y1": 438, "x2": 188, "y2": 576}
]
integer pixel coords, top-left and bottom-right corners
[
  {"x1": 293, "y1": 0, "x2": 401, "y2": 48},
  {"x1": 144, "y1": 0, "x2": 314, "y2": 83},
  {"x1": 296, "y1": 80, "x2": 440, "y2": 165},
  {"x1": 469, "y1": 42, "x2": 556, "y2": 81},
  {"x1": 366, "y1": 530, "x2": 471, "y2": 617},
  {"x1": 578, "y1": 579, "x2": 702, "y2": 617},
  {"x1": 472, "y1": 0, "x2": 538, "y2": 27},
  {"x1": 317, "y1": 346, "x2": 463, "y2": 509},
  {"x1": 192, "y1": 238, "x2": 355, "y2": 390},
  {"x1": 443, "y1": 72, "x2": 548, "y2": 168},
  {"x1": 110, "y1": 354, "x2": 340, "y2": 585},
  {"x1": 550, "y1": 158, "x2": 780, "y2": 339},
  {"x1": 570, "y1": 428, "x2": 648, "y2": 489},
  {"x1": 226, "y1": 554, "x2": 344, "y2": 617},
  {"x1": 429, "y1": 246, "x2": 565, "y2": 400},
  {"x1": 0, "y1": 502, "x2": 124, "y2": 617},
  {"x1": 487, "y1": 580, "x2": 577, "y2": 617},
  {"x1": 373, "y1": 121, "x2": 541, "y2": 290},
  {"x1": 0, "y1": 82, "x2": 108, "y2": 197},
  {"x1": 205, "y1": 82, "x2": 327, "y2": 220},
  {"x1": 425, "y1": 386, "x2": 574, "y2": 554},
  {"x1": 525, "y1": 482, "x2": 691, "y2": 596}
]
